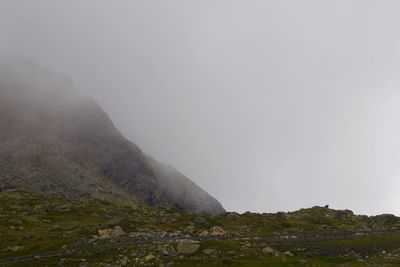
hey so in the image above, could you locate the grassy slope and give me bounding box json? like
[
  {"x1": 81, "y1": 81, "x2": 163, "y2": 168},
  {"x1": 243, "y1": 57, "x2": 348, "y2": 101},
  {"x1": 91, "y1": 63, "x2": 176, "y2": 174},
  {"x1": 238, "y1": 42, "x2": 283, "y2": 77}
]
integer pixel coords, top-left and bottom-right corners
[{"x1": 1, "y1": 190, "x2": 400, "y2": 266}]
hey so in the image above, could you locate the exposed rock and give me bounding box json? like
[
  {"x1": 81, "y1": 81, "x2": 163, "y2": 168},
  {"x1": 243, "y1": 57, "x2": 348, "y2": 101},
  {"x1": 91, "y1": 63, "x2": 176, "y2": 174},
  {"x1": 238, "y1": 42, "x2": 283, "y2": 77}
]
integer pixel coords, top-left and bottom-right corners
[
  {"x1": 120, "y1": 256, "x2": 130, "y2": 266},
  {"x1": 110, "y1": 226, "x2": 124, "y2": 237},
  {"x1": 198, "y1": 230, "x2": 209, "y2": 237},
  {"x1": 50, "y1": 224, "x2": 62, "y2": 231},
  {"x1": 202, "y1": 249, "x2": 217, "y2": 255},
  {"x1": 98, "y1": 226, "x2": 124, "y2": 239},
  {"x1": 176, "y1": 240, "x2": 200, "y2": 255},
  {"x1": 210, "y1": 226, "x2": 226, "y2": 236},
  {"x1": 183, "y1": 226, "x2": 195, "y2": 234},
  {"x1": 158, "y1": 248, "x2": 170, "y2": 256},
  {"x1": 144, "y1": 254, "x2": 156, "y2": 262},
  {"x1": 4, "y1": 245, "x2": 24, "y2": 252},
  {"x1": 284, "y1": 251, "x2": 294, "y2": 257},
  {"x1": 262, "y1": 247, "x2": 280, "y2": 256},
  {"x1": 56, "y1": 205, "x2": 71, "y2": 212}
]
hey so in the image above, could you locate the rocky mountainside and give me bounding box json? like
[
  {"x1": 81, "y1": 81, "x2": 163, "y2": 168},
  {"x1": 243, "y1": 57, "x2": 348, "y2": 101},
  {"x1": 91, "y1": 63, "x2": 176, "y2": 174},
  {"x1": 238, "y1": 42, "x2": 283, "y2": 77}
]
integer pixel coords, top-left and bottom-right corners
[{"x1": 0, "y1": 60, "x2": 225, "y2": 214}]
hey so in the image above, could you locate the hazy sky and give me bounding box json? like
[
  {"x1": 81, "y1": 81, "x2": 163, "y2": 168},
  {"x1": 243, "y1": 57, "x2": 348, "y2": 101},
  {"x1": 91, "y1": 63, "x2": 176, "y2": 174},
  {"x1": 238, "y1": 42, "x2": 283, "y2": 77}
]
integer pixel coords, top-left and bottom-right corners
[{"x1": 1, "y1": 0, "x2": 400, "y2": 215}]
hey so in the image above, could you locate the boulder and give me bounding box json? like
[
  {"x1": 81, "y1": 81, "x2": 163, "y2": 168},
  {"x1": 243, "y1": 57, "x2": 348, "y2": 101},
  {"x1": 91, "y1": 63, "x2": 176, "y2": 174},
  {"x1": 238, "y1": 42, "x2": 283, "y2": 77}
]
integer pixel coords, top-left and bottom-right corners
[
  {"x1": 210, "y1": 226, "x2": 226, "y2": 236},
  {"x1": 176, "y1": 240, "x2": 200, "y2": 255},
  {"x1": 198, "y1": 230, "x2": 209, "y2": 237},
  {"x1": 144, "y1": 254, "x2": 156, "y2": 262},
  {"x1": 284, "y1": 251, "x2": 294, "y2": 257},
  {"x1": 262, "y1": 247, "x2": 280, "y2": 256},
  {"x1": 202, "y1": 249, "x2": 217, "y2": 255},
  {"x1": 110, "y1": 226, "x2": 124, "y2": 237},
  {"x1": 120, "y1": 256, "x2": 130, "y2": 266},
  {"x1": 4, "y1": 246, "x2": 24, "y2": 252},
  {"x1": 183, "y1": 226, "x2": 195, "y2": 234},
  {"x1": 98, "y1": 226, "x2": 124, "y2": 239}
]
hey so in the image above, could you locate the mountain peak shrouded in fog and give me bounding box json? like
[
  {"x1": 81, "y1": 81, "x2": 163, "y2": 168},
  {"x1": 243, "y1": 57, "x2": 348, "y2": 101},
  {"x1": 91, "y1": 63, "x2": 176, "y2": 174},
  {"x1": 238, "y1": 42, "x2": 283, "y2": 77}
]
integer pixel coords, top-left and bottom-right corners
[{"x1": 0, "y1": 60, "x2": 225, "y2": 214}]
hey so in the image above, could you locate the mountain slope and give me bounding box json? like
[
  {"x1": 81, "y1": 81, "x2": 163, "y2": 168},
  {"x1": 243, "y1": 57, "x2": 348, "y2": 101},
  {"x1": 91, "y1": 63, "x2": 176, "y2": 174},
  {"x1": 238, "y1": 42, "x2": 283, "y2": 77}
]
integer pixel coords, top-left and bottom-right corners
[
  {"x1": 0, "y1": 59, "x2": 225, "y2": 214},
  {"x1": 147, "y1": 156, "x2": 225, "y2": 215}
]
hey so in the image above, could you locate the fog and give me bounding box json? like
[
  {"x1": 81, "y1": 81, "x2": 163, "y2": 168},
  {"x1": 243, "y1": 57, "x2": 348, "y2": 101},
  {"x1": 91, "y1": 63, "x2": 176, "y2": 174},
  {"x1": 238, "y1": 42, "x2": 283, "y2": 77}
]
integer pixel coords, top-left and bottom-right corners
[{"x1": 1, "y1": 0, "x2": 400, "y2": 215}]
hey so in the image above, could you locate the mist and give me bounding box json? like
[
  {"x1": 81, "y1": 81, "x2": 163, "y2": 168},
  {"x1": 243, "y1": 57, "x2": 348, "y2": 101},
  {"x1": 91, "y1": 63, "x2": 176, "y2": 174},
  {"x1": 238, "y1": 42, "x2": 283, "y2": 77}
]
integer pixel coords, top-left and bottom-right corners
[{"x1": 1, "y1": 0, "x2": 400, "y2": 215}]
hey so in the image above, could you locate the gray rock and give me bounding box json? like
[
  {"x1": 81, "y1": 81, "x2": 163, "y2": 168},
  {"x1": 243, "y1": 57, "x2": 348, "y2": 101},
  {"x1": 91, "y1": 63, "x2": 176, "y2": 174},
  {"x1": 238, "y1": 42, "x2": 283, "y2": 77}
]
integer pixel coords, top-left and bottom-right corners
[
  {"x1": 202, "y1": 249, "x2": 217, "y2": 255},
  {"x1": 176, "y1": 240, "x2": 200, "y2": 255},
  {"x1": 284, "y1": 251, "x2": 294, "y2": 257},
  {"x1": 198, "y1": 230, "x2": 209, "y2": 237},
  {"x1": 120, "y1": 256, "x2": 130, "y2": 266},
  {"x1": 144, "y1": 254, "x2": 156, "y2": 262},
  {"x1": 209, "y1": 226, "x2": 226, "y2": 236},
  {"x1": 4, "y1": 245, "x2": 24, "y2": 252},
  {"x1": 98, "y1": 226, "x2": 124, "y2": 239},
  {"x1": 262, "y1": 247, "x2": 280, "y2": 256}
]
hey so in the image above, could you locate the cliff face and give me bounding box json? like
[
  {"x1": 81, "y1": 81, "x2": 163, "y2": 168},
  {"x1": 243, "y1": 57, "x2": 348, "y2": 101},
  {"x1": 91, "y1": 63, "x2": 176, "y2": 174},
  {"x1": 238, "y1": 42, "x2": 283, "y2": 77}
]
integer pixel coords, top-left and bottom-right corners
[{"x1": 0, "y1": 60, "x2": 225, "y2": 214}]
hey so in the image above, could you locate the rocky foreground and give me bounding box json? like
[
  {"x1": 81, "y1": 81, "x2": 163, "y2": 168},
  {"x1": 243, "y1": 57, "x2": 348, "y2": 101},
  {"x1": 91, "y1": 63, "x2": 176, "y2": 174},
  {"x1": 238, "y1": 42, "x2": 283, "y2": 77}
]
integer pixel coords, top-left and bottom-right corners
[{"x1": 1, "y1": 190, "x2": 400, "y2": 266}]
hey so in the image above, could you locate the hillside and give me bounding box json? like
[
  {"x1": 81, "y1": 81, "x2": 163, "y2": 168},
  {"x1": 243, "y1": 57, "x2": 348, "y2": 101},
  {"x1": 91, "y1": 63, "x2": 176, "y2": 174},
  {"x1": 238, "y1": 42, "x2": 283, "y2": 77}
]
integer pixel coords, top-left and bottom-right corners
[
  {"x1": 1, "y1": 190, "x2": 400, "y2": 266},
  {"x1": 0, "y1": 60, "x2": 224, "y2": 214},
  {"x1": 2, "y1": 61, "x2": 400, "y2": 266}
]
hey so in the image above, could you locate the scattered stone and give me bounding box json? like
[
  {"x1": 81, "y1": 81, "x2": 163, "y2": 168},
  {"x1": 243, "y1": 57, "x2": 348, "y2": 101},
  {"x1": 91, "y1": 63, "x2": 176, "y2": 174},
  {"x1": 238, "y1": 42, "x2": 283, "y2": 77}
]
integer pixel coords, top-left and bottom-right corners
[
  {"x1": 176, "y1": 240, "x2": 200, "y2": 255},
  {"x1": 144, "y1": 254, "x2": 156, "y2": 262},
  {"x1": 4, "y1": 245, "x2": 24, "y2": 252},
  {"x1": 158, "y1": 248, "x2": 170, "y2": 256},
  {"x1": 284, "y1": 251, "x2": 294, "y2": 257},
  {"x1": 262, "y1": 247, "x2": 280, "y2": 256},
  {"x1": 56, "y1": 205, "x2": 71, "y2": 212},
  {"x1": 120, "y1": 256, "x2": 130, "y2": 266},
  {"x1": 198, "y1": 230, "x2": 209, "y2": 237},
  {"x1": 202, "y1": 249, "x2": 217, "y2": 255},
  {"x1": 98, "y1": 226, "x2": 124, "y2": 239},
  {"x1": 210, "y1": 226, "x2": 226, "y2": 236},
  {"x1": 88, "y1": 237, "x2": 99, "y2": 244},
  {"x1": 51, "y1": 224, "x2": 62, "y2": 231},
  {"x1": 184, "y1": 226, "x2": 195, "y2": 234}
]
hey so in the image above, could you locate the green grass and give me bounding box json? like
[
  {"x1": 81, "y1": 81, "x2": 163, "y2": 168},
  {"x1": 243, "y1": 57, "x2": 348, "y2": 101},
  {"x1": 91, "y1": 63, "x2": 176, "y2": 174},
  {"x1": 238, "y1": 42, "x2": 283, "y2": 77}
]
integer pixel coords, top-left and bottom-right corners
[{"x1": 1, "y1": 190, "x2": 400, "y2": 266}]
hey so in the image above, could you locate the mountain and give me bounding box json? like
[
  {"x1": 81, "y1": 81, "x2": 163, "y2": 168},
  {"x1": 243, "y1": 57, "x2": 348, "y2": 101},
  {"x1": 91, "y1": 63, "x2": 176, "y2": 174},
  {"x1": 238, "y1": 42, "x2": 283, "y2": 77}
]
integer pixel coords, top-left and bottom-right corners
[{"x1": 0, "y1": 59, "x2": 225, "y2": 214}]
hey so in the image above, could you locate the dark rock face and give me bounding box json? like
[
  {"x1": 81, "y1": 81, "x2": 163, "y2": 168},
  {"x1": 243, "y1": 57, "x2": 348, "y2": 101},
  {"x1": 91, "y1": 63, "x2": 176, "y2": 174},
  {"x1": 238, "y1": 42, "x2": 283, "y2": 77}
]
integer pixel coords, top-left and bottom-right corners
[
  {"x1": 147, "y1": 156, "x2": 225, "y2": 214},
  {"x1": 0, "y1": 60, "x2": 225, "y2": 214}
]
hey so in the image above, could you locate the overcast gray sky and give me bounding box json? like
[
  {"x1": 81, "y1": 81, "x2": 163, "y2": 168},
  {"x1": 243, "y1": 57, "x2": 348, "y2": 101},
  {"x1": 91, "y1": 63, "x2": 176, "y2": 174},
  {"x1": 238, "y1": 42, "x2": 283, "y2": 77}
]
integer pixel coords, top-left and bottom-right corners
[{"x1": 1, "y1": 0, "x2": 400, "y2": 215}]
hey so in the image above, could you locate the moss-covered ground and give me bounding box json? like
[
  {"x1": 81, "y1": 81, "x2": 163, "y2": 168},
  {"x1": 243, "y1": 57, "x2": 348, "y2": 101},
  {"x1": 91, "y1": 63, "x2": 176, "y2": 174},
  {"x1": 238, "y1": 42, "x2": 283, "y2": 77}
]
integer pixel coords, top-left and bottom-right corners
[{"x1": 1, "y1": 190, "x2": 400, "y2": 266}]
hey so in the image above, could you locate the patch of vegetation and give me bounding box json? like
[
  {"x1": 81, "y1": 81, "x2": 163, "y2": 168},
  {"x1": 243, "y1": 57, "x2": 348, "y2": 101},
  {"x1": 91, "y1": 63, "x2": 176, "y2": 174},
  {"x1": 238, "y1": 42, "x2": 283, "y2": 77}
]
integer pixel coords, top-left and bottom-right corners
[{"x1": 1, "y1": 190, "x2": 400, "y2": 266}]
